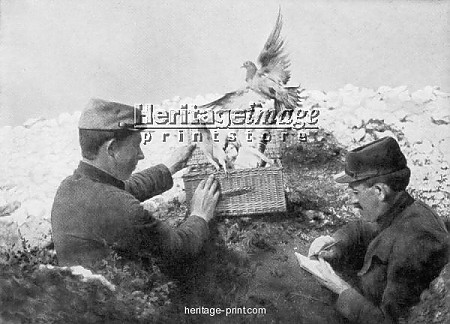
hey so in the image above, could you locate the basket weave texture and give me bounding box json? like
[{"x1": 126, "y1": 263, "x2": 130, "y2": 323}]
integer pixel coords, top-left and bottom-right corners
[{"x1": 182, "y1": 166, "x2": 286, "y2": 216}]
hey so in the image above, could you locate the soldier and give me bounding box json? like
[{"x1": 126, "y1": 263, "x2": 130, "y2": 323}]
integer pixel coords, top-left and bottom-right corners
[
  {"x1": 308, "y1": 136, "x2": 449, "y2": 323},
  {"x1": 51, "y1": 98, "x2": 220, "y2": 268}
]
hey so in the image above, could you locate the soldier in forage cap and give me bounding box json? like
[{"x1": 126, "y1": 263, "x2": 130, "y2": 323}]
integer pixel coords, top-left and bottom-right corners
[
  {"x1": 307, "y1": 136, "x2": 449, "y2": 323},
  {"x1": 51, "y1": 98, "x2": 220, "y2": 269}
]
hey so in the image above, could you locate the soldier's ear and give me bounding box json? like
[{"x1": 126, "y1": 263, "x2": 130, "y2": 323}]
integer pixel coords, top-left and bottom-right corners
[
  {"x1": 105, "y1": 138, "x2": 118, "y2": 157},
  {"x1": 373, "y1": 183, "x2": 390, "y2": 201}
]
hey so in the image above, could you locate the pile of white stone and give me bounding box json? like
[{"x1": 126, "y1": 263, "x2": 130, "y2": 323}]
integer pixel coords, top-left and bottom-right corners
[
  {"x1": 0, "y1": 86, "x2": 448, "y2": 251},
  {"x1": 309, "y1": 85, "x2": 449, "y2": 206}
]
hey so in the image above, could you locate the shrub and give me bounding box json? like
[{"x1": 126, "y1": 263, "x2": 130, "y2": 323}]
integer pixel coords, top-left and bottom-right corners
[{"x1": 0, "y1": 240, "x2": 174, "y2": 323}]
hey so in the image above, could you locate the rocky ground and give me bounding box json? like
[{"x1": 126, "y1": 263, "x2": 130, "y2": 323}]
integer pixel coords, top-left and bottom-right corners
[{"x1": 0, "y1": 84, "x2": 449, "y2": 323}]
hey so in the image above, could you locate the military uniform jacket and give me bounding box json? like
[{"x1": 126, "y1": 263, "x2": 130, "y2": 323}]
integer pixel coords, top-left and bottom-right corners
[
  {"x1": 51, "y1": 161, "x2": 209, "y2": 267},
  {"x1": 333, "y1": 192, "x2": 449, "y2": 323}
]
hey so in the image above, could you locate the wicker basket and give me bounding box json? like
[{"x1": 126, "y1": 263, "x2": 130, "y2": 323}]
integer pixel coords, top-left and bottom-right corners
[{"x1": 182, "y1": 165, "x2": 286, "y2": 216}]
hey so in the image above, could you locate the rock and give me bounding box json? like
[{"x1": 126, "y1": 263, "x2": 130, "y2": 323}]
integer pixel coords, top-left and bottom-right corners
[
  {"x1": 358, "y1": 132, "x2": 377, "y2": 145},
  {"x1": 398, "y1": 91, "x2": 411, "y2": 102},
  {"x1": 0, "y1": 201, "x2": 21, "y2": 217},
  {"x1": 364, "y1": 99, "x2": 387, "y2": 113},
  {"x1": 391, "y1": 109, "x2": 410, "y2": 122},
  {"x1": 1, "y1": 87, "x2": 450, "y2": 254},
  {"x1": 438, "y1": 138, "x2": 450, "y2": 155},
  {"x1": 342, "y1": 96, "x2": 361, "y2": 108},
  {"x1": 407, "y1": 262, "x2": 450, "y2": 324},
  {"x1": 377, "y1": 85, "x2": 392, "y2": 95},
  {"x1": 343, "y1": 84, "x2": 359, "y2": 92},
  {"x1": 363, "y1": 122, "x2": 380, "y2": 131},
  {"x1": 0, "y1": 125, "x2": 13, "y2": 138},
  {"x1": 401, "y1": 100, "x2": 424, "y2": 116},
  {"x1": 18, "y1": 216, "x2": 52, "y2": 249},
  {"x1": 411, "y1": 86, "x2": 436, "y2": 104},
  {"x1": 142, "y1": 200, "x2": 158, "y2": 213},
  {"x1": 41, "y1": 118, "x2": 59, "y2": 129},
  {"x1": 22, "y1": 199, "x2": 49, "y2": 220},
  {"x1": 340, "y1": 85, "x2": 362, "y2": 108},
  {"x1": 304, "y1": 210, "x2": 325, "y2": 221},
  {"x1": 385, "y1": 85, "x2": 408, "y2": 98},
  {"x1": 306, "y1": 90, "x2": 327, "y2": 102},
  {"x1": 0, "y1": 189, "x2": 21, "y2": 217},
  {"x1": 23, "y1": 117, "x2": 45, "y2": 129},
  {"x1": 0, "y1": 216, "x2": 21, "y2": 251},
  {"x1": 353, "y1": 107, "x2": 376, "y2": 123},
  {"x1": 58, "y1": 112, "x2": 74, "y2": 125},
  {"x1": 177, "y1": 191, "x2": 186, "y2": 204},
  {"x1": 433, "y1": 88, "x2": 450, "y2": 98},
  {"x1": 401, "y1": 121, "x2": 434, "y2": 145},
  {"x1": 343, "y1": 113, "x2": 364, "y2": 129},
  {"x1": 10, "y1": 206, "x2": 28, "y2": 227},
  {"x1": 373, "y1": 130, "x2": 397, "y2": 141},
  {"x1": 353, "y1": 128, "x2": 366, "y2": 141},
  {"x1": 428, "y1": 97, "x2": 450, "y2": 125},
  {"x1": 325, "y1": 91, "x2": 342, "y2": 109},
  {"x1": 12, "y1": 125, "x2": 26, "y2": 138},
  {"x1": 359, "y1": 87, "x2": 376, "y2": 100}
]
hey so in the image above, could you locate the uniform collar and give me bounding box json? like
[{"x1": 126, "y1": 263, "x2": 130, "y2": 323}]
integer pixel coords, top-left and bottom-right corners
[
  {"x1": 376, "y1": 191, "x2": 414, "y2": 231},
  {"x1": 76, "y1": 160, "x2": 125, "y2": 190},
  {"x1": 358, "y1": 191, "x2": 415, "y2": 276}
]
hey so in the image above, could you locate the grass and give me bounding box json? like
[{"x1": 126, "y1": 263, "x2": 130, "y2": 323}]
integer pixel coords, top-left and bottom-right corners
[{"x1": 1, "y1": 128, "x2": 448, "y2": 323}]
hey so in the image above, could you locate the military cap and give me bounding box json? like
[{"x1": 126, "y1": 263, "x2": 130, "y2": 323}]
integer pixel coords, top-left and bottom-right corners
[
  {"x1": 78, "y1": 98, "x2": 140, "y2": 130},
  {"x1": 334, "y1": 136, "x2": 408, "y2": 183}
]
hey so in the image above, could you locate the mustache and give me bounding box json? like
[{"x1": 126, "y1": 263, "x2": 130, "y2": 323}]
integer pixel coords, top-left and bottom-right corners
[{"x1": 353, "y1": 203, "x2": 362, "y2": 210}]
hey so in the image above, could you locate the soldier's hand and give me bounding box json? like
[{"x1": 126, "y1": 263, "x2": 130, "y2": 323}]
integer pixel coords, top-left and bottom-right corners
[
  {"x1": 166, "y1": 144, "x2": 196, "y2": 174},
  {"x1": 190, "y1": 174, "x2": 220, "y2": 222},
  {"x1": 315, "y1": 257, "x2": 352, "y2": 295},
  {"x1": 308, "y1": 235, "x2": 338, "y2": 261}
]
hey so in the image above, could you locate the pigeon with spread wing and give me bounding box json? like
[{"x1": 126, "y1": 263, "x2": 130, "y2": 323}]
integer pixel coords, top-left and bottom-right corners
[
  {"x1": 194, "y1": 9, "x2": 300, "y2": 172},
  {"x1": 198, "y1": 9, "x2": 301, "y2": 113}
]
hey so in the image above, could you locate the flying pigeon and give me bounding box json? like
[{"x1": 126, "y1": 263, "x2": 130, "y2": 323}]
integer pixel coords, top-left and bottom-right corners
[
  {"x1": 198, "y1": 9, "x2": 301, "y2": 113},
  {"x1": 191, "y1": 9, "x2": 299, "y2": 172}
]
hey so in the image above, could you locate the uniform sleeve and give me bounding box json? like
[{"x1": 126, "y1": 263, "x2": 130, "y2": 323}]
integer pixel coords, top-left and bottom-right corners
[
  {"x1": 124, "y1": 164, "x2": 173, "y2": 202},
  {"x1": 147, "y1": 215, "x2": 210, "y2": 260},
  {"x1": 333, "y1": 220, "x2": 378, "y2": 251},
  {"x1": 335, "y1": 243, "x2": 425, "y2": 324},
  {"x1": 335, "y1": 229, "x2": 449, "y2": 323},
  {"x1": 335, "y1": 288, "x2": 395, "y2": 324},
  {"x1": 332, "y1": 221, "x2": 378, "y2": 267},
  {"x1": 98, "y1": 187, "x2": 209, "y2": 260}
]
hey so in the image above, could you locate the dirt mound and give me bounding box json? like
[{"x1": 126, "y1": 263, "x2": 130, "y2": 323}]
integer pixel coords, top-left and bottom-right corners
[{"x1": 406, "y1": 262, "x2": 450, "y2": 324}]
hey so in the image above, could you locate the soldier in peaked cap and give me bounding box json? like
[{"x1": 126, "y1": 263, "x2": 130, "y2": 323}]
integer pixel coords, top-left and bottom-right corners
[
  {"x1": 307, "y1": 137, "x2": 449, "y2": 324},
  {"x1": 51, "y1": 99, "x2": 220, "y2": 270}
]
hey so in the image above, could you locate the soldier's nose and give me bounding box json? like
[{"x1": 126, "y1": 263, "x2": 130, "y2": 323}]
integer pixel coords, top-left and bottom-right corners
[
  {"x1": 353, "y1": 202, "x2": 362, "y2": 210},
  {"x1": 138, "y1": 148, "x2": 145, "y2": 160},
  {"x1": 348, "y1": 193, "x2": 358, "y2": 205}
]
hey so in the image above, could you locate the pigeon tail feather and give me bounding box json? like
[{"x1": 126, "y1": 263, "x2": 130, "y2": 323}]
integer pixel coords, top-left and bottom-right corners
[{"x1": 274, "y1": 86, "x2": 301, "y2": 111}]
